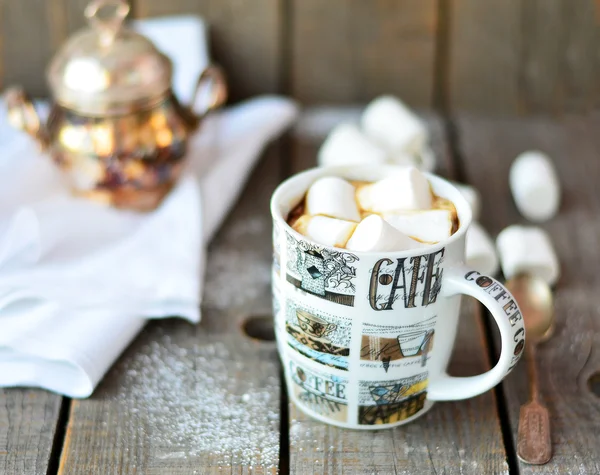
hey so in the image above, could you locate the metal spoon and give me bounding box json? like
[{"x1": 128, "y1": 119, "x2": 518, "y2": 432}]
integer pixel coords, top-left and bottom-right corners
[{"x1": 506, "y1": 273, "x2": 554, "y2": 465}]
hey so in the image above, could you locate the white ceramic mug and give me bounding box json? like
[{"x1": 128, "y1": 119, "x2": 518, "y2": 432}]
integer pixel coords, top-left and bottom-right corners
[{"x1": 271, "y1": 165, "x2": 525, "y2": 429}]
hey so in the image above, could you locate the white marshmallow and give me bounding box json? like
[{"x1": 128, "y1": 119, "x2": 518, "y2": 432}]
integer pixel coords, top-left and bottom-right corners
[
  {"x1": 293, "y1": 215, "x2": 357, "y2": 248},
  {"x1": 389, "y1": 145, "x2": 436, "y2": 172},
  {"x1": 510, "y1": 151, "x2": 560, "y2": 222},
  {"x1": 305, "y1": 176, "x2": 361, "y2": 222},
  {"x1": 356, "y1": 166, "x2": 432, "y2": 213},
  {"x1": 452, "y1": 182, "x2": 481, "y2": 220},
  {"x1": 361, "y1": 96, "x2": 428, "y2": 158},
  {"x1": 496, "y1": 225, "x2": 560, "y2": 286},
  {"x1": 346, "y1": 215, "x2": 422, "y2": 252},
  {"x1": 466, "y1": 222, "x2": 499, "y2": 275},
  {"x1": 384, "y1": 210, "x2": 454, "y2": 243},
  {"x1": 317, "y1": 123, "x2": 388, "y2": 167}
]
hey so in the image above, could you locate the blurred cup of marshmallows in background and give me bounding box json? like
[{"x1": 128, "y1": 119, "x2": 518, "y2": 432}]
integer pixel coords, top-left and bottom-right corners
[
  {"x1": 317, "y1": 96, "x2": 436, "y2": 172},
  {"x1": 318, "y1": 123, "x2": 388, "y2": 167},
  {"x1": 361, "y1": 96, "x2": 426, "y2": 159}
]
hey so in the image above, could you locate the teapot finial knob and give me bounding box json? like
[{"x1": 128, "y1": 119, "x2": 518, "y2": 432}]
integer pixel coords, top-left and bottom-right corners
[{"x1": 84, "y1": 0, "x2": 130, "y2": 46}]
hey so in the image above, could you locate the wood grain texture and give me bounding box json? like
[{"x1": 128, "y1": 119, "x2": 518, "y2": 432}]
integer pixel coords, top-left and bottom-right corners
[
  {"x1": 2, "y1": 1, "x2": 600, "y2": 115},
  {"x1": 448, "y1": 0, "x2": 600, "y2": 115},
  {"x1": 290, "y1": 0, "x2": 438, "y2": 108},
  {"x1": 0, "y1": 0, "x2": 66, "y2": 95},
  {"x1": 0, "y1": 389, "x2": 63, "y2": 475},
  {"x1": 287, "y1": 109, "x2": 508, "y2": 475},
  {"x1": 58, "y1": 146, "x2": 283, "y2": 475},
  {"x1": 135, "y1": 0, "x2": 282, "y2": 102},
  {"x1": 519, "y1": 0, "x2": 564, "y2": 114},
  {"x1": 520, "y1": 0, "x2": 600, "y2": 114},
  {"x1": 555, "y1": 1, "x2": 600, "y2": 113},
  {"x1": 447, "y1": 0, "x2": 522, "y2": 115},
  {"x1": 455, "y1": 112, "x2": 600, "y2": 473}
]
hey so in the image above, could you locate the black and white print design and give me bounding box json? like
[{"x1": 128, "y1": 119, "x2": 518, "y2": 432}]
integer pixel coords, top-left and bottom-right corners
[
  {"x1": 368, "y1": 249, "x2": 445, "y2": 311},
  {"x1": 285, "y1": 231, "x2": 359, "y2": 307}
]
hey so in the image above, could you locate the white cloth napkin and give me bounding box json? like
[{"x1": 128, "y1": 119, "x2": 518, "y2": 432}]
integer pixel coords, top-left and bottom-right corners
[{"x1": 0, "y1": 17, "x2": 298, "y2": 397}]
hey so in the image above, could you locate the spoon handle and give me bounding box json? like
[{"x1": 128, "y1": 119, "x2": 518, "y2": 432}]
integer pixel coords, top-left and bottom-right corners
[
  {"x1": 528, "y1": 342, "x2": 540, "y2": 402},
  {"x1": 517, "y1": 343, "x2": 552, "y2": 464}
]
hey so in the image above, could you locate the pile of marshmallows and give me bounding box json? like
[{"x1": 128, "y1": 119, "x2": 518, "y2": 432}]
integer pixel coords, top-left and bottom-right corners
[
  {"x1": 312, "y1": 95, "x2": 561, "y2": 286},
  {"x1": 294, "y1": 167, "x2": 453, "y2": 252}
]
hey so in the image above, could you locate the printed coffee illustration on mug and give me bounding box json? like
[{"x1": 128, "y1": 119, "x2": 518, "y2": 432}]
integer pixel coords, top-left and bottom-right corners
[
  {"x1": 285, "y1": 232, "x2": 359, "y2": 306},
  {"x1": 285, "y1": 299, "x2": 351, "y2": 370},
  {"x1": 290, "y1": 358, "x2": 348, "y2": 423},
  {"x1": 358, "y1": 373, "x2": 428, "y2": 425},
  {"x1": 361, "y1": 316, "x2": 436, "y2": 372}
]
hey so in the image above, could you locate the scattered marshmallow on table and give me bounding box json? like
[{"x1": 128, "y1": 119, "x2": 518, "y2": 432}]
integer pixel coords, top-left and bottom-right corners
[
  {"x1": 466, "y1": 221, "x2": 499, "y2": 275},
  {"x1": 452, "y1": 182, "x2": 481, "y2": 220},
  {"x1": 317, "y1": 123, "x2": 387, "y2": 168},
  {"x1": 346, "y1": 214, "x2": 422, "y2": 252},
  {"x1": 510, "y1": 150, "x2": 560, "y2": 222},
  {"x1": 384, "y1": 210, "x2": 453, "y2": 244},
  {"x1": 361, "y1": 96, "x2": 427, "y2": 159},
  {"x1": 356, "y1": 166, "x2": 432, "y2": 213},
  {"x1": 293, "y1": 215, "x2": 357, "y2": 248},
  {"x1": 305, "y1": 176, "x2": 361, "y2": 222},
  {"x1": 496, "y1": 225, "x2": 560, "y2": 286}
]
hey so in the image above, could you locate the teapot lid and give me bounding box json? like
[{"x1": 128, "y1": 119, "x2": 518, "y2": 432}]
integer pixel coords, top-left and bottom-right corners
[{"x1": 48, "y1": 0, "x2": 172, "y2": 116}]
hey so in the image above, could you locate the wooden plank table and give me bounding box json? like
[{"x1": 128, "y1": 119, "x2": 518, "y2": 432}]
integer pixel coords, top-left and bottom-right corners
[{"x1": 0, "y1": 111, "x2": 599, "y2": 474}]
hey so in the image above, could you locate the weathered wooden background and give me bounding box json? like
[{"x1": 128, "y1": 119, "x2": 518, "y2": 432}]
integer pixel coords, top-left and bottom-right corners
[{"x1": 1, "y1": 0, "x2": 599, "y2": 115}]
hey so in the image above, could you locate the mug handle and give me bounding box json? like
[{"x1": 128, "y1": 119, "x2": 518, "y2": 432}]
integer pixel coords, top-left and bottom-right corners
[{"x1": 427, "y1": 266, "x2": 526, "y2": 401}]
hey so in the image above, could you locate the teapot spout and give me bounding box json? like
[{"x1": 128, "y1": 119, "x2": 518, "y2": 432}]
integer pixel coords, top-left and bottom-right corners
[{"x1": 4, "y1": 86, "x2": 49, "y2": 149}]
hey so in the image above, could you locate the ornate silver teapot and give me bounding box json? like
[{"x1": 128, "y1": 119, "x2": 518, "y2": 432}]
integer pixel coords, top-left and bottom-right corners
[{"x1": 5, "y1": 0, "x2": 227, "y2": 210}]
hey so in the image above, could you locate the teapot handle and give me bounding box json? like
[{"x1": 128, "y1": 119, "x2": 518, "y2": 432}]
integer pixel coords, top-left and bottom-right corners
[
  {"x1": 3, "y1": 87, "x2": 48, "y2": 149},
  {"x1": 189, "y1": 65, "x2": 228, "y2": 127}
]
